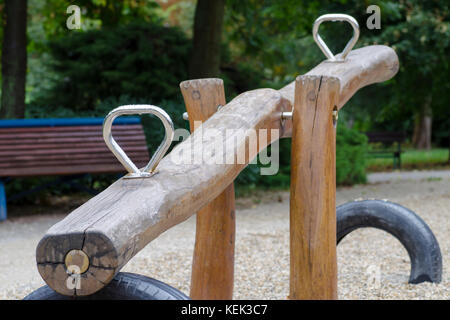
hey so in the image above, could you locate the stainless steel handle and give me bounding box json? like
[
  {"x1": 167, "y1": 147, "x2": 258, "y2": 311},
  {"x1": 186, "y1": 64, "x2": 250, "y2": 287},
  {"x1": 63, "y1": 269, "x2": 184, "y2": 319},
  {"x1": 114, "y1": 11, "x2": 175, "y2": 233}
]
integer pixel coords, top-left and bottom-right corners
[
  {"x1": 312, "y1": 14, "x2": 360, "y2": 62},
  {"x1": 103, "y1": 105, "x2": 174, "y2": 179}
]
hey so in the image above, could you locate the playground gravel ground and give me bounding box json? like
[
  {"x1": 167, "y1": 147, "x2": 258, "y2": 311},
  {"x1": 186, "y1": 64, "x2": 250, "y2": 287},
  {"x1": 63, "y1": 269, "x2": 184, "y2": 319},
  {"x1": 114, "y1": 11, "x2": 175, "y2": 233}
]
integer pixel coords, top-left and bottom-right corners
[{"x1": 0, "y1": 170, "x2": 448, "y2": 300}]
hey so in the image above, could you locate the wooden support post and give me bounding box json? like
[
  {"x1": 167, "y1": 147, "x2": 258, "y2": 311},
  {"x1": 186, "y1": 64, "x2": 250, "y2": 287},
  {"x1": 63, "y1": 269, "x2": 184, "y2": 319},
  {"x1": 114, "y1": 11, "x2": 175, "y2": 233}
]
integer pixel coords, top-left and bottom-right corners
[
  {"x1": 288, "y1": 45, "x2": 399, "y2": 300},
  {"x1": 289, "y1": 75, "x2": 340, "y2": 299},
  {"x1": 180, "y1": 78, "x2": 235, "y2": 300}
]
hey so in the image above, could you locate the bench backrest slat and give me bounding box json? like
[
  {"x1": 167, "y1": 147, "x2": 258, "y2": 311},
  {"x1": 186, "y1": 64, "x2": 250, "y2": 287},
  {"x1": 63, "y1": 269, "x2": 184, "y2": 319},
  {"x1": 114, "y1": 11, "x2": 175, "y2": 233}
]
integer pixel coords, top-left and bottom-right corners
[
  {"x1": 0, "y1": 117, "x2": 149, "y2": 177},
  {"x1": 365, "y1": 131, "x2": 406, "y2": 143},
  {"x1": 0, "y1": 117, "x2": 141, "y2": 128}
]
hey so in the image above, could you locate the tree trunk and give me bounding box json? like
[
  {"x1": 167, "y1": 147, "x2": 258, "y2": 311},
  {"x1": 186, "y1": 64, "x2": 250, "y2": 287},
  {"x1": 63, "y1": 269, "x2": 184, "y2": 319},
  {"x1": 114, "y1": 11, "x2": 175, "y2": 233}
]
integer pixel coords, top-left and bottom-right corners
[
  {"x1": 1, "y1": 0, "x2": 27, "y2": 119},
  {"x1": 412, "y1": 93, "x2": 432, "y2": 150},
  {"x1": 188, "y1": 0, "x2": 225, "y2": 78}
]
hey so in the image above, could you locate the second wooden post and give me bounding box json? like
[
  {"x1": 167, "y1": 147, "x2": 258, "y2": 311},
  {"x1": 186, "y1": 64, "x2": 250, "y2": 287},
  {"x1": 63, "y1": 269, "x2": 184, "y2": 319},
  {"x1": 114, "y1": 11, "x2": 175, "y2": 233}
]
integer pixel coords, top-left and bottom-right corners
[
  {"x1": 289, "y1": 75, "x2": 340, "y2": 299},
  {"x1": 180, "y1": 78, "x2": 235, "y2": 300}
]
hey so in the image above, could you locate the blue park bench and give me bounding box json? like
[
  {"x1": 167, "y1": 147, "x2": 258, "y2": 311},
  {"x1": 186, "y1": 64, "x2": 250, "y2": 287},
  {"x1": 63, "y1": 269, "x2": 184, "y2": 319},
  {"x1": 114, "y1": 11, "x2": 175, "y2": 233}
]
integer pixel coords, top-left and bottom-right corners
[{"x1": 0, "y1": 117, "x2": 150, "y2": 221}]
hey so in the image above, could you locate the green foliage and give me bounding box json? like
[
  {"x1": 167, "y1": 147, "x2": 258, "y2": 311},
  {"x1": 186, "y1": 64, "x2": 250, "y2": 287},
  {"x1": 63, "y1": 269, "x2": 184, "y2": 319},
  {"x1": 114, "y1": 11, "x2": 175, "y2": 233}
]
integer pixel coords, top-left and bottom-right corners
[
  {"x1": 366, "y1": 0, "x2": 449, "y2": 124},
  {"x1": 220, "y1": 58, "x2": 267, "y2": 99},
  {"x1": 235, "y1": 138, "x2": 292, "y2": 189},
  {"x1": 336, "y1": 125, "x2": 368, "y2": 185},
  {"x1": 367, "y1": 148, "x2": 449, "y2": 171},
  {"x1": 321, "y1": 0, "x2": 449, "y2": 143},
  {"x1": 35, "y1": 0, "x2": 163, "y2": 38},
  {"x1": 224, "y1": 0, "x2": 318, "y2": 81},
  {"x1": 235, "y1": 127, "x2": 368, "y2": 190},
  {"x1": 33, "y1": 20, "x2": 191, "y2": 111},
  {"x1": 224, "y1": 0, "x2": 449, "y2": 149},
  {"x1": 433, "y1": 106, "x2": 450, "y2": 148},
  {"x1": 0, "y1": 0, "x2": 3, "y2": 73}
]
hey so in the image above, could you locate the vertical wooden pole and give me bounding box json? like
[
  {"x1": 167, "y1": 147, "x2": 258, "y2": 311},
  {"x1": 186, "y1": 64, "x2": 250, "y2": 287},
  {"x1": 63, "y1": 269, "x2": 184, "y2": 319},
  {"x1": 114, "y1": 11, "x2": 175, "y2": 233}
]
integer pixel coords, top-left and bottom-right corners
[
  {"x1": 180, "y1": 78, "x2": 235, "y2": 300},
  {"x1": 289, "y1": 75, "x2": 340, "y2": 300}
]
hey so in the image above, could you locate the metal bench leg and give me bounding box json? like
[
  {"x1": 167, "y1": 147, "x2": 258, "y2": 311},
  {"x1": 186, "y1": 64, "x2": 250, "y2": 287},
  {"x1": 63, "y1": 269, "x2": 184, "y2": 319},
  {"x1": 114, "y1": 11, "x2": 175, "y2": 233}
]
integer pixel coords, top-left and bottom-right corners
[{"x1": 0, "y1": 180, "x2": 7, "y2": 221}]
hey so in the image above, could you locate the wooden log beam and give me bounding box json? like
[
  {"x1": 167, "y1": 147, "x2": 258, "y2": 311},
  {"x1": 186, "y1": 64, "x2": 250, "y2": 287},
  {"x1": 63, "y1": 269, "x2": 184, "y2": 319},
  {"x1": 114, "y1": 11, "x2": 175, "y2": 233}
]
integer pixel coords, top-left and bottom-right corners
[
  {"x1": 35, "y1": 45, "x2": 398, "y2": 297},
  {"x1": 180, "y1": 78, "x2": 235, "y2": 300}
]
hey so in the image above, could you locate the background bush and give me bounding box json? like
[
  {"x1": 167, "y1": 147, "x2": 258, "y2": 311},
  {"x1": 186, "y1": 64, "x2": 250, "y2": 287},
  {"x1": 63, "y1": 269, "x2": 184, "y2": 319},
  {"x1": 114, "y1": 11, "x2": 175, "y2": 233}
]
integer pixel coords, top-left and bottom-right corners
[
  {"x1": 235, "y1": 125, "x2": 368, "y2": 192},
  {"x1": 33, "y1": 21, "x2": 191, "y2": 111},
  {"x1": 336, "y1": 125, "x2": 368, "y2": 185}
]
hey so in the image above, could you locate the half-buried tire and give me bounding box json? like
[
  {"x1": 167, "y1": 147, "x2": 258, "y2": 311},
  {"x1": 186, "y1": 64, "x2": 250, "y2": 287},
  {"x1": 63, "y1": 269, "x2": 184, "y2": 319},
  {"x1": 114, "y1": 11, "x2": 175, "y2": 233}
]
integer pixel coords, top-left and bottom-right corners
[
  {"x1": 336, "y1": 199, "x2": 442, "y2": 284},
  {"x1": 24, "y1": 272, "x2": 190, "y2": 300}
]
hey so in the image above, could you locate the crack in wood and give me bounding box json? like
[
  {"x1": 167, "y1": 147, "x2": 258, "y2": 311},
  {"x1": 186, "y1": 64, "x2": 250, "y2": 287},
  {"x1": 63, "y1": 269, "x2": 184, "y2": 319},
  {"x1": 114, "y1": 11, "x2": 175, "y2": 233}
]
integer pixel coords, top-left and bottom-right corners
[
  {"x1": 37, "y1": 261, "x2": 63, "y2": 266},
  {"x1": 311, "y1": 76, "x2": 323, "y2": 135}
]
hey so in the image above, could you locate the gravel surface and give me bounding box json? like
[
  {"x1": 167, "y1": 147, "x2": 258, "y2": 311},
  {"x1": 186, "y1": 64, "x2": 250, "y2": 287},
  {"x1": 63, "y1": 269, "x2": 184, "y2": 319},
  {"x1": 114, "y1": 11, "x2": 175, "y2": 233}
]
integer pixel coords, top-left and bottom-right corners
[
  {"x1": 0, "y1": 171, "x2": 448, "y2": 300},
  {"x1": 367, "y1": 169, "x2": 450, "y2": 183}
]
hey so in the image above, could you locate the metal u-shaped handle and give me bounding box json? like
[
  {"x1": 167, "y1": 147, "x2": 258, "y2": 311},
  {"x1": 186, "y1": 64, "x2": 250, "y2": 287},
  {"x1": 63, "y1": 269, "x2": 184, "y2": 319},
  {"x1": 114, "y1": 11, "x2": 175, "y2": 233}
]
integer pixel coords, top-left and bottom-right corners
[
  {"x1": 313, "y1": 13, "x2": 360, "y2": 62},
  {"x1": 103, "y1": 105, "x2": 174, "y2": 178}
]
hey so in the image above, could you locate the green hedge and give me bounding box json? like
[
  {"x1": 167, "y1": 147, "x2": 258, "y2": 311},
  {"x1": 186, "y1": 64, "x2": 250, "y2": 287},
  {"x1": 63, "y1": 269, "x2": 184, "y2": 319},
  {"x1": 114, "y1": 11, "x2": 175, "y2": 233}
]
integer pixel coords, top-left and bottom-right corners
[
  {"x1": 32, "y1": 20, "x2": 267, "y2": 113},
  {"x1": 235, "y1": 125, "x2": 368, "y2": 192},
  {"x1": 33, "y1": 21, "x2": 191, "y2": 111},
  {"x1": 336, "y1": 125, "x2": 368, "y2": 185}
]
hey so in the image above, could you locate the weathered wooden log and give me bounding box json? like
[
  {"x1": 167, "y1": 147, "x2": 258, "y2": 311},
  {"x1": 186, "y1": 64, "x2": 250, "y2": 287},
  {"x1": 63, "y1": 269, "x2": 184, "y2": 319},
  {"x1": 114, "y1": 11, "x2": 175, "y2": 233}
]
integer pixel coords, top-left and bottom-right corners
[
  {"x1": 180, "y1": 78, "x2": 236, "y2": 300},
  {"x1": 36, "y1": 45, "x2": 398, "y2": 296}
]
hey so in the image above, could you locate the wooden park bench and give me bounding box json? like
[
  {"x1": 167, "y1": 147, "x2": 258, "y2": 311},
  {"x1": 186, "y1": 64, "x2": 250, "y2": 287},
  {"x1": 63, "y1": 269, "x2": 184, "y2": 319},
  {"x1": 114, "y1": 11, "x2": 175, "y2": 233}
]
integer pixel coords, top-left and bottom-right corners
[
  {"x1": 0, "y1": 117, "x2": 149, "y2": 221},
  {"x1": 365, "y1": 131, "x2": 406, "y2": 169}
]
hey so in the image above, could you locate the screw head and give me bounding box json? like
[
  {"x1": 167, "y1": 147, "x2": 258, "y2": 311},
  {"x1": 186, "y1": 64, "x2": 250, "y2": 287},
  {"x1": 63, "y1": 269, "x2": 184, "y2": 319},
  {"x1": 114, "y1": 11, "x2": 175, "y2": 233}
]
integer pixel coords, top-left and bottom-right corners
[{"x1": 65, "y1": 249, "x2": 89, "y2": 274}]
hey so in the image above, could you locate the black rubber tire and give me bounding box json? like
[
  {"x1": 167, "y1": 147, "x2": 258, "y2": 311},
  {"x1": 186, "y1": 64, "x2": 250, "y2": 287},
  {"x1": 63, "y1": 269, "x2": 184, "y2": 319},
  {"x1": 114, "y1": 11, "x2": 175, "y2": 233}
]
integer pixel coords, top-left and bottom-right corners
[
  {"x1": 336, "y1": 199, "x2": 442, "y2": 284},
  {"x1": 24, "y1": 272, "x2": 190, "y2": 300}
]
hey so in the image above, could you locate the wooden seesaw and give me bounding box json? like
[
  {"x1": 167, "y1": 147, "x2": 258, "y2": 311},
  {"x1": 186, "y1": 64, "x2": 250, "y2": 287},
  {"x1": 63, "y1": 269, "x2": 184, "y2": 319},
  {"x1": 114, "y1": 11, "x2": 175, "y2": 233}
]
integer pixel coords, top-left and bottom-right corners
[{"x1": 31, "y1": 15, "x2": 400, "y2": 299}]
